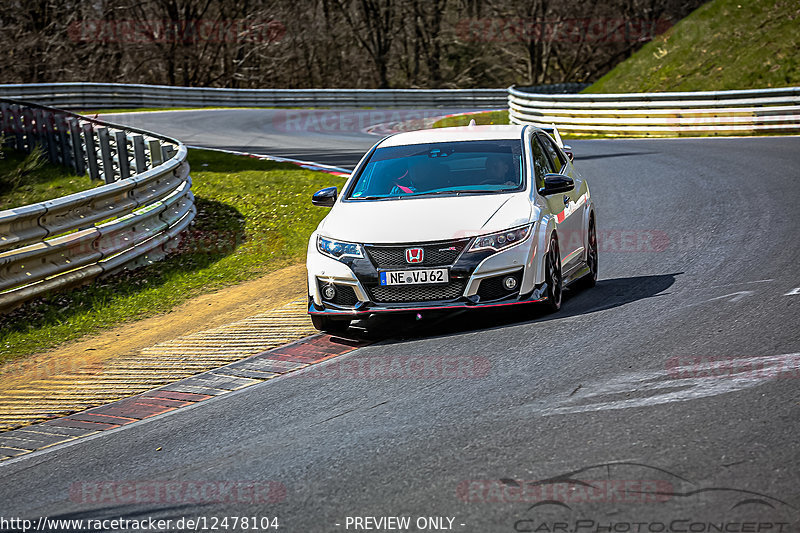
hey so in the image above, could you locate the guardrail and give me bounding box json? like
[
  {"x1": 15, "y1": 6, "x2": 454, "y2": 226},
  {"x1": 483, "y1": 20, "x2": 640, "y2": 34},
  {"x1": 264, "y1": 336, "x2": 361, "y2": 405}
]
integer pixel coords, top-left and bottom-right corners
[
  {"x1": 0, "y1": 83, "x2": 509, "y2": 110},
  {"x1": 508, "y1": 86, "x2": 800, "y2": 135},
  {"x1": 0, "y1": 99, "x2": 195, "y2": 310}
]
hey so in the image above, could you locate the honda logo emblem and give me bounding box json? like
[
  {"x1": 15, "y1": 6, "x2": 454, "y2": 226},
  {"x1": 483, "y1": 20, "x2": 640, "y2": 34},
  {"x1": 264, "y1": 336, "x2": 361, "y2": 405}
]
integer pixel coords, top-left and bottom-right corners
[{"x1": 405, "y1": 248, "x2": 424, "y2": 264}]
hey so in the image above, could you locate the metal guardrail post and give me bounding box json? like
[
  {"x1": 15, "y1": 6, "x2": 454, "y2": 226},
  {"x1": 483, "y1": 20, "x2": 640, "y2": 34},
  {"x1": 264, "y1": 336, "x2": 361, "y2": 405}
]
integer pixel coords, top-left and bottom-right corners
[
  {"x1": 161, "y1": 145, "x2": 175, "y2": 161},
  {"x1": 68, "y1": 118, "x2": 85, "y2": 176},
  {"x1": 40, "y1": 109, "x2": 59, "y2": 162},
  {"x1": 132, "y1": 135, "x2": 147, "y2": 173},
  {"x1": 115, "y1": 130, "x2": 130, "y2": 180},
  {"x1": 82, "y1": 122, "x2": 100, "y2": 180},
  {"x1": 97, "y1": 127, "x2": 115, "y2": 183},
  {"x1": 56, "y1": 114, "x2": 73, "y2": 169},
  {"x1": 9, "y1": 104, "x2": 24, "y2": 150},
  {"x1": 23, "y1": 108, "x2": 36, "y2": 152},
  {"x1": 0, "y1": 103, "x2": 9, "y2": 145},
  {"x1": 148, "y1": 139, "x2": 163, "y2": 167}
]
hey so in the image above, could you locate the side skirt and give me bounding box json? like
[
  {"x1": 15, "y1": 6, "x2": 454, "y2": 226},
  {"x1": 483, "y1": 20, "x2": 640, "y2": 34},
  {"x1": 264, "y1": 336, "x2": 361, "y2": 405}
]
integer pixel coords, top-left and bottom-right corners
[{"x1": 562, "y1": 260, "x2": 591, "y2": 287}]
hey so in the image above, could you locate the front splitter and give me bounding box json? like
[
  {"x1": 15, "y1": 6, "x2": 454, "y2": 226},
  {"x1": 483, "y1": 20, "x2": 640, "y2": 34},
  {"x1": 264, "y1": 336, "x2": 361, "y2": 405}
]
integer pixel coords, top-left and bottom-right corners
[{"x1": 309, "y1": 285, "x2": 548, "y2": 317}]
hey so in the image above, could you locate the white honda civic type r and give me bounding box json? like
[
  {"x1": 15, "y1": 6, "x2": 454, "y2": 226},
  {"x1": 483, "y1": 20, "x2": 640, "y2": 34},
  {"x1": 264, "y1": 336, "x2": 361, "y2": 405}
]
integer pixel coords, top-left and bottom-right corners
[{"x1": 306, "y1": 124, "x2": 597, "y2": 332}]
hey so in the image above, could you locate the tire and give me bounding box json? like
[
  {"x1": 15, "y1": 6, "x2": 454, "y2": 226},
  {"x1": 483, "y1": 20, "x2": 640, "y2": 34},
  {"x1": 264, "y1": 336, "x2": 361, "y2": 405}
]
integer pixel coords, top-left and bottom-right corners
[
  {"x1": 542, "y1": 234, "x2": 563, "y2": 313},
  {"x1": 577, "y1": 214, "x2": 598, "y2": 289},
  {"x1": 311, "y1": 315, "x2": 351, "y2": 334}
]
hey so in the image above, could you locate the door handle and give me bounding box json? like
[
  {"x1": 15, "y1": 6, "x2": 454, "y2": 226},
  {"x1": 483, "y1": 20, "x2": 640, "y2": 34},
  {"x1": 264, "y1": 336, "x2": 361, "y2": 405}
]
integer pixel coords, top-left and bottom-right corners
[{"x1": 563, "y1": 195, "x2": 570, "y2": 206}]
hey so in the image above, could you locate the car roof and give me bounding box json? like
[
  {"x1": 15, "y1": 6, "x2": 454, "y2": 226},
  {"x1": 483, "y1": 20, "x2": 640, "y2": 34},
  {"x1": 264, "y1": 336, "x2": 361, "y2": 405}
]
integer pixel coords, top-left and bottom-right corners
[{"x1": 378, "y1": 124, "x2": 528, "y2": 147}]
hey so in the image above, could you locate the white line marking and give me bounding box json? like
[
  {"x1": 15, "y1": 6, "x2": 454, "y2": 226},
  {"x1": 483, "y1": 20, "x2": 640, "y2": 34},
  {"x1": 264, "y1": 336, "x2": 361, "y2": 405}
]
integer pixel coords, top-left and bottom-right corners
[
  {"x1": 709, "y1": 290, "x2": 754, "y2": 303},
  {"x1": 706, "y1": 279, "x2": 773, "y2": 290},
  {"x1": 682, "y1": 290, "x2": 754, "y2": 308},
  {"x1": 538, "y1": 353, "x2": 800, "y2": 417}
]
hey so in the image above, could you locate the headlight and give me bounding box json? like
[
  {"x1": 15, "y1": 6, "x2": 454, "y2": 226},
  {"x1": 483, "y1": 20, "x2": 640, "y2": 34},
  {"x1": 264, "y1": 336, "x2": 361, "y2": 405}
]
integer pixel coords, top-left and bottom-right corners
[
  {"x1": 469, "y1": 223, "x2": 533, "y2": 252},
  {"x1": 317, "y1": 235, "x2": 363, "y2": 260}
]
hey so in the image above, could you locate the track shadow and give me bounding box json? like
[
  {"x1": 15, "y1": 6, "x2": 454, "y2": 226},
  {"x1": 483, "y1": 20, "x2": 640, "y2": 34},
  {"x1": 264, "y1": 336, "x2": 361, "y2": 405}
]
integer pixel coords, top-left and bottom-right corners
[{"x1": 350, "y1": 272, "x2": 681, "y2": 342}]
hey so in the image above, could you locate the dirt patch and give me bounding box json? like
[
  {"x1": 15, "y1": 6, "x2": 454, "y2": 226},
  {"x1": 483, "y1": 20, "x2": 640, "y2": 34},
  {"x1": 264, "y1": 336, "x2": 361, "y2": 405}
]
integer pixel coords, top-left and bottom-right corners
[{"x1": 0, "y1": 263, "x2": 308, "y2": 390}]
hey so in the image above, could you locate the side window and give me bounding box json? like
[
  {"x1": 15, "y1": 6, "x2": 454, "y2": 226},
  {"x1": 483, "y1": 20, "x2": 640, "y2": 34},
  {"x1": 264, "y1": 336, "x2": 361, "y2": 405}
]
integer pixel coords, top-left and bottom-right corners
[
  {"x1": 531, "y1": 136, "x2": 555, "y2": 190},
  {"x1": 538, "y1": 134, "x2": 566, "y2": 173}
]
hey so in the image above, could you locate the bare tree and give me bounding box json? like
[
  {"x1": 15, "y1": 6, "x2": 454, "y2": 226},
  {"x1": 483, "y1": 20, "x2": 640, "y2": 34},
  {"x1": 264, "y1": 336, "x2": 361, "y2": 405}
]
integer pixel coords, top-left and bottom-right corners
[{"x1": 0, "y1": 0, "x2": 705, "y2": 89}]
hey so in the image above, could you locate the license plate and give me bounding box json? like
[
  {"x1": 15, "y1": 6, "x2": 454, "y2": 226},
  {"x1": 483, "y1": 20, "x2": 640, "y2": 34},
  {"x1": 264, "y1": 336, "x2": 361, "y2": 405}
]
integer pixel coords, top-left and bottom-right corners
[{"x1": 379, "y1": 268, "x2": 449, "y2": 286}]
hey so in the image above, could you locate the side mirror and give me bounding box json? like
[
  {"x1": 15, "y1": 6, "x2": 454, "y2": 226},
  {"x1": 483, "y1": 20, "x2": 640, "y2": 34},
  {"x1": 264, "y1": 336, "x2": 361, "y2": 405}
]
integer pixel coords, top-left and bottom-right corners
[
  {"x1": 312, "y1": 187, "x2": 338, "y2": 207},
  {"x1": 563, "y1": 145, "x2": 574, "y2": 161},
  {"x1": 538, "y1": 173, "x2": 574, "y2": 196}
]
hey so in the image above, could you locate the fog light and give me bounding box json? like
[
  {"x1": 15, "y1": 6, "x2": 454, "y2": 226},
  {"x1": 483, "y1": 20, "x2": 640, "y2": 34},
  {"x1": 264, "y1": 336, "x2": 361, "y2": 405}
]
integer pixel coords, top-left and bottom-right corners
[
  {"x1": 503, "y1": 276, "x2": 518, "y2": 290},
  {"x1": 322, "y1": 284, "x2": 337, "y2": 300}
]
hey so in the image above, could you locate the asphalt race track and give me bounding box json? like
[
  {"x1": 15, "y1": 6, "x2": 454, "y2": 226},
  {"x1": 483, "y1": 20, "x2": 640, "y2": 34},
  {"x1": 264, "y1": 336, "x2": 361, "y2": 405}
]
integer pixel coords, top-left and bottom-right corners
[
  {"x1": 98, "y1": 108, "x2": 478, "y2": 169},
  {"x1": 1, "y1": 109, "x2": 798, "y2": 532}
]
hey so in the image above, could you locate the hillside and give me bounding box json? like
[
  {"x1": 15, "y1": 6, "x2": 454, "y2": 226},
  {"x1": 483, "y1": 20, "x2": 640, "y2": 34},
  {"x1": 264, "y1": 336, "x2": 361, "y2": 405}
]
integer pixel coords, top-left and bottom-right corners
[{"x1": 585, "y1": 0, "x2": 800, "y2": 93}]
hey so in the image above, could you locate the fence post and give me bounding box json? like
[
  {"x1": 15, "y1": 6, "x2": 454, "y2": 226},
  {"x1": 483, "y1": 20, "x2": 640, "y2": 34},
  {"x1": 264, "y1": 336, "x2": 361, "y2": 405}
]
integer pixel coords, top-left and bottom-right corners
[
  {"x1": 161, "y1": 145, "x2": 175, "y2": 161},
  {"x1": 115, "y1": 130, "x2": 130, "y2": 180},
  {"x1": 56, "y1": 114, "x2": 73, "y2": 169},
  {"x1": 23, "y1": 107, "x2": 37, "y2": 153},
  {"x1": 0, "y1": 103, "x2": 9, "y2": 146},
  {"x1": 97, "y1": 127, "x2": 115, "y2": 183},
  {"x1": 9, "y1": 104, "x2": 24, "y2": 151},
  {"x1": 148, "y1": 139, "x2": 163, "y2": 166},
  {"x1": 82, "y1": 123, "x2": 101, "y2": 180},
  {"x1": 132, "y1": 135, "x2": 147, "y2": 172},
  {"x1": 68, "y1": 118, "x2": 86, "y2": 176},
  {"x1": 39, "y1": 109, "x2": 59, "y2": 163}
]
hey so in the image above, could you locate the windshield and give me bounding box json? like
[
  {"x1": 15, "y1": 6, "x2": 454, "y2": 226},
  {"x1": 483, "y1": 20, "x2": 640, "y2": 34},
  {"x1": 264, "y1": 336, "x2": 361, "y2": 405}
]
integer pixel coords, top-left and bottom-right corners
[{"x1": 346, "y1": 140, "x2": 525, "y2": 200}]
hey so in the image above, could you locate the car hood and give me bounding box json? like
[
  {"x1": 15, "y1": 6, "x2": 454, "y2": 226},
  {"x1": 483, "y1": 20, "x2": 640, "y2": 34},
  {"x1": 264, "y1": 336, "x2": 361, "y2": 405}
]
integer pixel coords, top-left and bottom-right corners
[{"x1": 317, "y1": 193, "x2": 532, "y2": 243}]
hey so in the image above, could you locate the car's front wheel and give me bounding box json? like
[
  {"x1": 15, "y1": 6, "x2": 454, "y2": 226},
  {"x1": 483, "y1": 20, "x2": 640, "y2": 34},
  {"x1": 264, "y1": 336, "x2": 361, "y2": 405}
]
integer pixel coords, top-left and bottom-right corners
[
  {"x1": 542, "y1": 234, "x2": 563, "y2": 313},
  {"x1": 311, "y1": 315, "x2": 351, "y2": 334}
]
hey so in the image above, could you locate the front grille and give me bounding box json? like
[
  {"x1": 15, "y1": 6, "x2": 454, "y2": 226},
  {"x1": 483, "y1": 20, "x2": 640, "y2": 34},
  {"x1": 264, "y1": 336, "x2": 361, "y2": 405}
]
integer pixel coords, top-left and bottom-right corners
[
  {"x1": 317, "y1": 281, "x2": 359, "y2": 307},
  {"x1": 365, "y1": 239, "x2": 470, "y2": 269},
  {"x1": 477, "y1": 273, "x2": 521, "y2": 301},
  {"x1": 368, "y1": 280, "x2": 466, "y2": 303}
]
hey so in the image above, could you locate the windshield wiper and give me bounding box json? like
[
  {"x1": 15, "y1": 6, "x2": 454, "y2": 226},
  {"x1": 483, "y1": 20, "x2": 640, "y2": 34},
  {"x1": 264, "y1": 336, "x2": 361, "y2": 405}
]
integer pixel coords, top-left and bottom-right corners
[
  {"x1": 350, "y1": 195, "x2": 401, "y2": 200},
  {"x1": 406, "y1": 189, "x2": 508, "y2": 197}
]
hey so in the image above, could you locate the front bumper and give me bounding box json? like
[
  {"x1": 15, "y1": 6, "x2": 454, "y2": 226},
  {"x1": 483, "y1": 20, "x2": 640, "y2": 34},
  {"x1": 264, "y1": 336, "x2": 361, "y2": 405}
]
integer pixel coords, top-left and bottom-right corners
[
  {"x1": 308, "y1": 287, "x2": 547, "y2": 316},
  {"x1": 307, "y1": 232, "x2": 544, "y2": 317}
]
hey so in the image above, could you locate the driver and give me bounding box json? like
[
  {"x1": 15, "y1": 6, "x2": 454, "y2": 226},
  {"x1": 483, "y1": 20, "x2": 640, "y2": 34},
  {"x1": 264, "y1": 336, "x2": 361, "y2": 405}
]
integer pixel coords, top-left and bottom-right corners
[
  {"x1": 410, "y1": 161, "x2": 447, "y2": 192},
  {"x1": 484, "y1": 154, "x2": 516, "y2": 186}
]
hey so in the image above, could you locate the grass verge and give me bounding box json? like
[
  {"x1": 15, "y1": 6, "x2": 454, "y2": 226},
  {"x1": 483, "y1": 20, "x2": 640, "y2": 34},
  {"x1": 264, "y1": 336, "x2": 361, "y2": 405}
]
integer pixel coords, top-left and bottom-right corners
[
  {"x1": 0, "y1": 149, "x2": 344, "y2": 362},
  {"x1": 0, "y1": 148, "x2": 95, "y2": 209},
  {"x1": 432, "y1": 110, "x2": 509, "y2": 128},
  {"x1": 584, "y1": 0, "x2": 800, "y2": 93}
]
